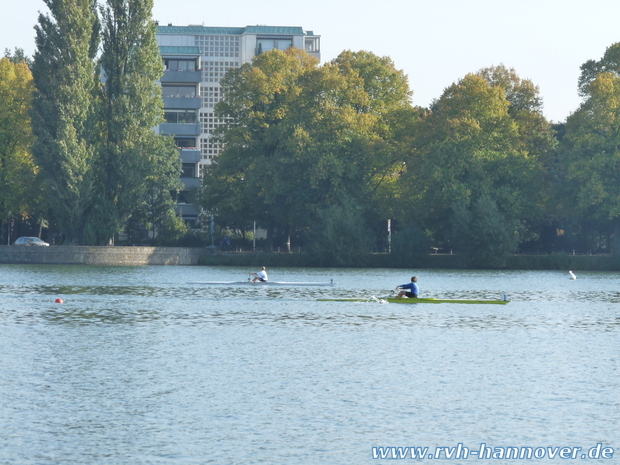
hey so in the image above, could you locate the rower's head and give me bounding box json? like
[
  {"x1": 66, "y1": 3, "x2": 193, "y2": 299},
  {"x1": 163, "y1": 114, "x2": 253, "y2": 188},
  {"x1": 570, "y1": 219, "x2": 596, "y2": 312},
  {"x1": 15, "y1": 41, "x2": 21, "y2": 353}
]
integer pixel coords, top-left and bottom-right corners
[
  {"x1": 261, "y1": 266, "x2": 266, "y2": 271},
  {"x1": 411, "y1": 276, "x2": 417, "y2": 282}
]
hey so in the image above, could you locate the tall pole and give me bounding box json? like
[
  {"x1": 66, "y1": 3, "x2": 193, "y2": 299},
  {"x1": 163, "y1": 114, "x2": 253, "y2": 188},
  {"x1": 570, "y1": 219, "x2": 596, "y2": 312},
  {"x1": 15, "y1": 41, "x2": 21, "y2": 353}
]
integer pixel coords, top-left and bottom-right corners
[
  {"x1": 253, "y1": 221, "x2": 256, "y2": 252},
  {"x1": 210, "y1": 216, "x2": 215, "y2": 247},
  {"x1": 388, "y1": 219, "x2": 391, "y2": 254}
]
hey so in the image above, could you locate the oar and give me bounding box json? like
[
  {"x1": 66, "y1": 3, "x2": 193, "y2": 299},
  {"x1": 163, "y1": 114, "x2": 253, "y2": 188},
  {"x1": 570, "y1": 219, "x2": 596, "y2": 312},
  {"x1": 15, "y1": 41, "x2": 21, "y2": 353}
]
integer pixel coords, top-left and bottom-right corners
[
  {"x1": 372, "y1": 288, "x2": 398, "y2": 301},
  {"x1": 388, "y1": 288, "x2": 400, "y2": 298}
]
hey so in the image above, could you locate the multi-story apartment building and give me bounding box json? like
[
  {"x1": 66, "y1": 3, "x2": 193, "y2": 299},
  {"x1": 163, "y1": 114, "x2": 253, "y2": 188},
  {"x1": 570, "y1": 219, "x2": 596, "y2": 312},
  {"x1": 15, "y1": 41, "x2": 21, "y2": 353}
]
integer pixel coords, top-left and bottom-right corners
[{"x1": 155, "y1": 25, "x2": 320, "y2": 226}]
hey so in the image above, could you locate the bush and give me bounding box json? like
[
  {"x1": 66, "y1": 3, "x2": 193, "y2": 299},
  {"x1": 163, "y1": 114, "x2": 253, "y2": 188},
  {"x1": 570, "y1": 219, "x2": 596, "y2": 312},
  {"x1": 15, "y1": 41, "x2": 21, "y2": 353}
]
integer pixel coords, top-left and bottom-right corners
[
  {"x1": 451, "y1": 195, "x2": 520, "y2": 268},
  {"x1": 304, "y1": 198, "x2": 373, "y2": 267},
  {"x1": 152, "y1": 214, "x2": 189, "y2": 246},
  {"x1": 391, "y1": 226, "x2": 431, "y2": 267}
]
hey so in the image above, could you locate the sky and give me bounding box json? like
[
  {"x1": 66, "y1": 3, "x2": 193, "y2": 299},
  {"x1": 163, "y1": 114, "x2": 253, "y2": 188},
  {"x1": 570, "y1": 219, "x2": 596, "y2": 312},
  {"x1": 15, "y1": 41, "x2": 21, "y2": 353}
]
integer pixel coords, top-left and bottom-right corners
[{"x1": 2, "y1": 0, "x2": 620, "y2": 123}]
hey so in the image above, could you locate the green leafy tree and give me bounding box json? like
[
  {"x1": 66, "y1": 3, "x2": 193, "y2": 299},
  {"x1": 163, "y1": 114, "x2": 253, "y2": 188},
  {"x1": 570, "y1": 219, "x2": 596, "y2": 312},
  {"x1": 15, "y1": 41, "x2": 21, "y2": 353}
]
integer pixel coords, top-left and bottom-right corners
[
  {"x1": 451, "y1": 195, "x2": 519, "y2": 268},
  {"x1": 331, "y1": 50, "x2": 418, "y2": 234},
  {"x1": 31, "y1": 0, "x2": 100, "y2": 244},
  {"x1": 204, "y1": 48, "x2": 415, "y2": 254},
  {"x1": 92, "y1": 0, "x2": 181, "y2": 244},
  {"x1": 476, "y1": 65, "x2": 557, "y2": 246},
  {"x1": 0, "y1": 58, "x2": 43, "y2": 243},
  {"x1": 332, "y1": 50, "x2": 412, "y2": 133},
  {"x1": 198, "y1": 156, "x2": 259, "y2": 239},
  {"x1": 561, "y1": 70, "x2": 620, "y2": 254},
  {"x1": 391, "y1": 225, "x2": 430, "y2": 266},
  {"x1": 128, "y1": 179, "x2": 184, "y2": 244},
  {"x1": 304, "y1": 196, "x2": 373, "y2": 266},
  {"x1": 578, "y1": 42, "x2": 620, "y2": 96},
  {"x1": 205, "y1": 49, "x2": 372, "y2": 250},
  {"x1": 3, "y1": 48, "x2": 33, "y2": 67},
  {"x1": 203, "y1": 48, "x2": 319, "y2": 250},
  {"x1": 477, "y1": 65, "x2": 556, "y2": 159},
  {"x1": 400, "y1": 73, "x2": 545, "y2": 255}
]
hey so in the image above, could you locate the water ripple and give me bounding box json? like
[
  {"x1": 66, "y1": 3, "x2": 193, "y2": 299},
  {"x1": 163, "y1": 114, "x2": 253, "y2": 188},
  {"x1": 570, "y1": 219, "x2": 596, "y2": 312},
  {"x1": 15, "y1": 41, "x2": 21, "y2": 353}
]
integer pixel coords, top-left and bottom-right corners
[{"x1": 1, "y1": 266, "x2": 618, "y2": 464}]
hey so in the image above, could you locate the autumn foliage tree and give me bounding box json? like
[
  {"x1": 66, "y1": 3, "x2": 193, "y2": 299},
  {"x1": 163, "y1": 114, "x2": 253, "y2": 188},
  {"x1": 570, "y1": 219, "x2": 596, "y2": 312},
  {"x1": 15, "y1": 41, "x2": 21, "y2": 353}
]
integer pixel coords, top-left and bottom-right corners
[
  {"x1": 398, "y1": 71, "x2": 546, "y2": 257},
  {"x1": 0, "y1": 58, "x2": 43, "y2": 243},
  {"x1": 201, "y1": 48, "x2": 413, "y2": 252},
  {"x1": 561, "y1": 65, "x2": 620, "y2": 254}
]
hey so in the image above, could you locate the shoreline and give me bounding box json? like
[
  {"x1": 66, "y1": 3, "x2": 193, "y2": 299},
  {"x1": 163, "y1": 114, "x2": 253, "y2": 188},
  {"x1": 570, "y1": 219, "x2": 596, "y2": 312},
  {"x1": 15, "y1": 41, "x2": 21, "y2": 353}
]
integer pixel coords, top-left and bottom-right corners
[
  {"x1": 0, "y1": 245, "x2": 207, "y2": 266},
  {"x1": 1, "y1": 246, "x2": 618, "y2": 270}
]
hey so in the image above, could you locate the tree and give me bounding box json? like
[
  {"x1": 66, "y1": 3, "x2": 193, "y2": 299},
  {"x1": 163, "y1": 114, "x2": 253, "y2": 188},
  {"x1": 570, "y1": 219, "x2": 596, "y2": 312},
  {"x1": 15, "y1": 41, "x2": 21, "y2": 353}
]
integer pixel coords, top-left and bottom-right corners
[
  {"x1": 477, "y1": 65, "x2": 556, "y2": 156},
  {"x1": 476, "y1": 65, "x2": 557, "y2": 247},
  {"x1": 332, "y1": 50, "x2": 412, "y2": 134},
  {"x1": 561, "y1": 70, "x2": 620, "y2": 254},
  {"x1": 90, "y1": 0, "x2": 181, "y2": 244},
  {"x1": 205, "y1": 49, "x2": 370, "y2": 250},
  {"x1": 451, "y1": 195, "x2": 519, "y2": 268},
  {"x1": 304, "y1": 196, "x2": 373, "y2": 266},
  {"x1": 331, "y1": 50, "x2": 418, "y2": 235},
  {"x1": 400, "y1": 73, "x2": 545, "y2": 253},
  {"x1": 0, "y1": 58, "x2": 43, "y2": 243},
  {"x1": 31, "y1": 0, "x2": 100, "y2": 244},
  {"x1": 203, "y1": 48, "x2": 415, "y2": 254},
  {"x1": 578, "y1": 42, "x2": 620, "y2": 96},
  {"x1": 203, "y1": 48, "x2": 320, "y2": 250},
  {"x1": 391, "y1": 225, "x2": 430, "y2": 266},
  {"x1": 3, "y1": 48, "x2": 33, "y2": 67}
]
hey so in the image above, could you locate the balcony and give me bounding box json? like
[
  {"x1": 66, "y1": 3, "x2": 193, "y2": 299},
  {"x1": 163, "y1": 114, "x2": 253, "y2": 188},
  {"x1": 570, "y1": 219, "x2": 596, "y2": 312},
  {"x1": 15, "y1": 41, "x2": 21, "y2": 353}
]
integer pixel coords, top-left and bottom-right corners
[
  {"x1": 163, "y1": 96, "x2": 201, "y2": 110},
  {"x1": 181, "y1": 177, "x2": 201, "y2": 189},
  {"x1": 178, "y1": 147, "x2": 201, "y2": 163},
  {"x1": 161, "y1": 69, "x2": 202, "y2": 83},
  {"x1": 175, "y1": 203, "x2": 200, "y2": 218},
  {"x1": 160, "y1": 123, "x2": 201, "y2": 136}
]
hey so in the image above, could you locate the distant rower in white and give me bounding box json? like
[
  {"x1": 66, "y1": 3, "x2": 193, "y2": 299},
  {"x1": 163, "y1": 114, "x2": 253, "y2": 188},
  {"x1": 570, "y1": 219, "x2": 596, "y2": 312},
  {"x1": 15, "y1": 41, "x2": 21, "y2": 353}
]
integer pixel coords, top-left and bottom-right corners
[{"x1": 252, "y1": 266, "x2": 268, "y2": 282}]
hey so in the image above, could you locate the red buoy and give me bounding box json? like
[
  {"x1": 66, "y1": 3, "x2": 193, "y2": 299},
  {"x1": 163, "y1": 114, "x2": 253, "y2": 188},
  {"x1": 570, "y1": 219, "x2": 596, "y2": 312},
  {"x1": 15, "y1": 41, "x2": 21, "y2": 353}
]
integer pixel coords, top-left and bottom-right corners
[{"x1": 55, "y1": 298, "x2": 64, "y2": 304}]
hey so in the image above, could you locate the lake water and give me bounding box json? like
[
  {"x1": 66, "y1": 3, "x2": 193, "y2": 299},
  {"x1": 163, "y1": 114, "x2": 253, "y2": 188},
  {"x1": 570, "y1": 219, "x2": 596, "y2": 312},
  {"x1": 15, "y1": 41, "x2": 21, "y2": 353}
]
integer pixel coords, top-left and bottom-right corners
[{"x1": 0, "y1": 265, "x2": 618, "y2": 464}]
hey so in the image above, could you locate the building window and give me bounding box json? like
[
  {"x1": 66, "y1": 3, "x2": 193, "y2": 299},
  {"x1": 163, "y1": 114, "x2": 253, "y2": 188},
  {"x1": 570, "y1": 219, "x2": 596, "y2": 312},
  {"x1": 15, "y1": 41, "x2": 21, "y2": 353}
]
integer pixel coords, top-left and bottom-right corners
[
  {"x1": 164, "y1": 110, "x2": 197, "y2": 124},
  {"x1": 256, "y1": 37, "x2": 293, "y2": 55},
  {"x1": 195, "y1": 35, "x2": 240, "y2": 58},
  {"x1": 163, "y1": 58, "x2": 197, "y2": 71},
  {"x1": 201, "y1": 85, "x2": 223, "y2": 108},
  {"x1": 201, "y1": 61, "x2": 240, "y2": 83},
  {"x1": 175, "y1": 137, "x2": 196, "y2": 148},
  {"x1": 162, "y1": 85, "x2": 197, "y2": 98},
  {"x1": 176, "y1": 190, "x2": 191, "y2": 204},
  {"x1": 305, "y1": 37, "x2": 320, "y2": 52},
  {"x1": 181, "y1": 163, "x2": 196, "y2": 178}
]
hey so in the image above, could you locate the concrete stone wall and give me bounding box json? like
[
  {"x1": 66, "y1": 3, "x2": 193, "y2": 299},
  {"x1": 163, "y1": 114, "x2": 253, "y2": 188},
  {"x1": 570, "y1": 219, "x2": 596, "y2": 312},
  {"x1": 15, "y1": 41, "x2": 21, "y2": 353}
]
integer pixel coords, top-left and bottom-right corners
[{"x1": 0, "y1": 246, "x2": 208, "y2": 266}]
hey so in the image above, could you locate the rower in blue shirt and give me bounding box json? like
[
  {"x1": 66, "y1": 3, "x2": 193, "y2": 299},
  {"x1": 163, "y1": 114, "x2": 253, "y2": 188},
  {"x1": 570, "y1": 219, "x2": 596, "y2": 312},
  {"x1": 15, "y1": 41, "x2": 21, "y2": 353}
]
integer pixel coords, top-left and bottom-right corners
[{"x1": 396, "y1": 276, "x2": 419, "y2": 298}]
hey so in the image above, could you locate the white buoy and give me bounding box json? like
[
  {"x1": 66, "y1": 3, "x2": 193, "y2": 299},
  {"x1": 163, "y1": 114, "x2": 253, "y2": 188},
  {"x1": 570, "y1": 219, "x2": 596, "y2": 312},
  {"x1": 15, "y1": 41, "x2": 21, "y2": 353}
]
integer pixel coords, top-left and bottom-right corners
[{"x1": 569, "y1": 270, "x2": 577, "y2": 280}]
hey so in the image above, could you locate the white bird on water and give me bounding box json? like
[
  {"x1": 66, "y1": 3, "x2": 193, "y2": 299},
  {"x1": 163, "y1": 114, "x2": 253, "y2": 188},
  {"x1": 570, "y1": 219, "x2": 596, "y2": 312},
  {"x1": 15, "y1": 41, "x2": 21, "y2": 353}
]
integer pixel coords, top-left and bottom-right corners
[{"x1": 569, "y1": 270, "x2": 577, "y2": 280}]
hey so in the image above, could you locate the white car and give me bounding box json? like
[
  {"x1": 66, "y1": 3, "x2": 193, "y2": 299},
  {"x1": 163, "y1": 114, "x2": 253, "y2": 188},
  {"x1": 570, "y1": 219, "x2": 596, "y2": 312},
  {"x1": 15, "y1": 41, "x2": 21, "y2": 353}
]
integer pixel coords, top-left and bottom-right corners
[{"x1": 14, "y1": 237, "x2": 50, "y2": 246}]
